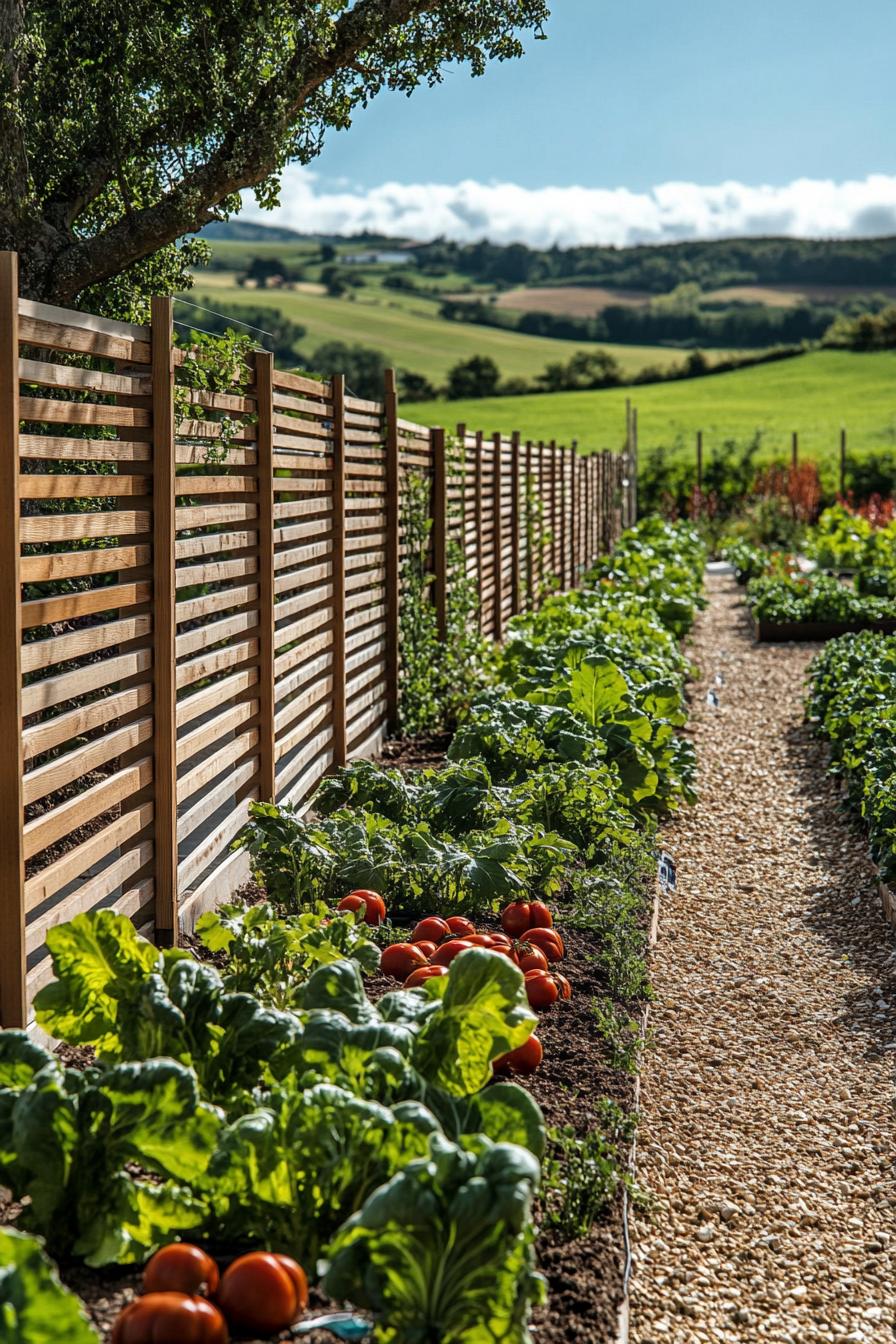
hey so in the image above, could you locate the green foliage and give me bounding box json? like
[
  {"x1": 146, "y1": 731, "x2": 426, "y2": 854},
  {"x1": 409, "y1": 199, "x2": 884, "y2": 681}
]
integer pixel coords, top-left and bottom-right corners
[
  {"x1": 448, "y1": 354, "x2": 501, "y2": 399},
  {"x1": 721, "y1": 538, "x2": 776, "y2": 584},
  {"x1": 0, "y1": 1229, "x2": 99, "y2": 1344},
  {"x1": 195, "y1": 900, "x2": 381, "y2": 1009},
  {"x1": 5, "y1": 1, "x2": 550, "y2": 312},
  {"x1": 323, "y1": 1136, "x2": 546, "y2": 1344},
  {"x1": 807, "y1": 631, "x2": 896, "y2": 883},
  {"x1": 805, "y1": 502, "x2": 896, "y2": 571},
  {"x1": 747, "y1": 573, "x2": 896, "y2": 625},
  {"x1": 542, "y1": 1103, "x2": 636, "y2": 1240},
  {"x1": 308, "y1": 340, "x2": 388, "y2": 401}
]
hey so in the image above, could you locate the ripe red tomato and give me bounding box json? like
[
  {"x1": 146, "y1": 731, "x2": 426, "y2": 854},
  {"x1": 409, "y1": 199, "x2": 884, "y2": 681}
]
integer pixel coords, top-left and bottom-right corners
[
  {"x1": 380, "y1": 943, "x2": 428, "y2": 980},
  {"x1": 430, "y1": 938, "x2": 474, "y2": 967},
  {"x1": 524, "y1": 928, "x2": 564, "y2": 962},
  {"x1": 517, "y1": 945, "x2": 549, "y2": 974},
  {"x1": 412, "y1": 916, "x2": 450, "y2": 943},
  {"x1": 527, "y1": 901, "x2": 553, "y2": 929},
  {"x1": 413, "y1": 939, "x2": 437, "y2": 959},
  {"x1": 338, "y1": 889, "x2": 386, "y2": 925},
  {"x1": 488, "y1": 932, "x2": 513, "y2": 951},
  {"x1": 524, "y1": 969, "x2": 559, "y2": 1010},
  {"x1": 217, "y1": 1252, "x2": 308, "y2": 1336},
  {"x1": 111, "y1": 1294, "x2": 227, "y2": 1344},
  {"x1": 465, "y1": 933, "x2": 496, "y2": 947},
  {"x1": 445, "y1": 916, "x2": 476, "y2": 936},
  {"x1": 404, "y1": 964, "x2": 449, "y2": 987},
  {"x1": 500, "y1": 901, "x2": 531, "y2": 937},
  {"x1": 554, "y1": 973, "x2": 572, "y2": 1000},
  {"x1": 494, "y1": 1034, "x2": 543, "y2": 1076},
  {"x1": 143, "y1": 1245, "x2": 219, "y2": 1297}
]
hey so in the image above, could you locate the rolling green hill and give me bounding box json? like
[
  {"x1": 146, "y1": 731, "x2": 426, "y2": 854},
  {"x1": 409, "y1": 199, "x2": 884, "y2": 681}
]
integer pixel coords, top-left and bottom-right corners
[
  {"x1": 404, "y1": 350, "x2": 896, "y2": 477},
  {"x1": 181, "y1": 273, "x2": 694, "y2": 384}
]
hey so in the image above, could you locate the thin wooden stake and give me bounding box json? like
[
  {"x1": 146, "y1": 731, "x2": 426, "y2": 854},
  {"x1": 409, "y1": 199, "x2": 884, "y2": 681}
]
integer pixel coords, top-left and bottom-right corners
[
  {"x1": 791, "y1": 431, "x2": 798, "y2": 469},
  {"x1": 510, "y1": 430, "x2": 521, "y2": 615},
  {"x1": 492, "y1": 432, "x2": 503, "y2": 640},
  {"x1": 524, "y1": 439, "x2": 534, "y2": 607},
  {"x1": 384, "y1": 370, "x2": 400, "y2": 729},
  {"x1": 0, "y1": 253, "x2": 25, "y2": 1027},
  {"x1": 151, "y1": 295, "x2": 178, "y2": 946},
  {"x1": 840, "y1": 426, "x2": 847, "y2": 498},
  {"x1": 696, "y1": 429, "x2": 703, "y2": 496},
  {"x1": 630, "y1": 408, "x2": 638, "y2": 524},
  {"x1": 331, "y1": 373, "x2": 347, "y2": 767},
  {"x1": 255, "y1": 351, "x2": 276, "y2": 803},
  {"x1": 432, "y1": 427, "x2": 448, "y2": 639}
]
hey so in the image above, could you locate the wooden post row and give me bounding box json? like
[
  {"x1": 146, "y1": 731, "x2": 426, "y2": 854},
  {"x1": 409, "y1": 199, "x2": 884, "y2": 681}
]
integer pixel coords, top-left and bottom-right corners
[
  {"x1": 0, "y1": 252, "x2": 25, "y2": 1026},
  {"x1": 150, "y1": 295, "x2": 178, "y2": 946},
  {"x1": 384, "y1": 371, "x2": 401, "y2": 731},
  {"x1": 331, "y1": 373, "x2": 347, "y2": 768},
  {"x1": 432, "y1": 427, "x2": 447, "y2": 639}
]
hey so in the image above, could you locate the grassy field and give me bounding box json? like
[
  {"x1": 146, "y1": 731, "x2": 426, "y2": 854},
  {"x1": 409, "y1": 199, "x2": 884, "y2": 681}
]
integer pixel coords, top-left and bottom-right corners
[
  {"x1": 405, "y1": 350, "x2": 896, "y2": 475},
  {"x1": 182, "y1": 272, "x2": 722, "y2": 385}
]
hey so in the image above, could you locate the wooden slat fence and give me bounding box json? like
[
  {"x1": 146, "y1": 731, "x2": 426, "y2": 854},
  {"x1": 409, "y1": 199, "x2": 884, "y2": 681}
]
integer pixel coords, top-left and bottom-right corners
[{"x1": 0, "y1": 251, "x2": 629, "y2": 1027}]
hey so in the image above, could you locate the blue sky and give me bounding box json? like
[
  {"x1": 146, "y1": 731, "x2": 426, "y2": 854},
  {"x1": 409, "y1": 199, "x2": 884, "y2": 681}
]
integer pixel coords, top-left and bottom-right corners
[
  {"x1": 316, "y1": 0, "x2": 894, "y2": 190},
  {"x1": 244, "y1": 1, "x2": 896, "y2": 246}
]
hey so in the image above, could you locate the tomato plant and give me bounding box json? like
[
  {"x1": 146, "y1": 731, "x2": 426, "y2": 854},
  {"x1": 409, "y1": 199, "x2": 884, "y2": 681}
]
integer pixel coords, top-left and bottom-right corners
[
  {"x1": 380, "y1": 943, "x2": 428, "y2": 980},
  {"x1": 430, "y1": 938, "x2": 474, "y2": 967},
  {"x1": 412, "y1": 916, "x2": 450, "y2": 943},
  {"x1": 524, "y1": 971, "x2": 559, "y2": 1010}
]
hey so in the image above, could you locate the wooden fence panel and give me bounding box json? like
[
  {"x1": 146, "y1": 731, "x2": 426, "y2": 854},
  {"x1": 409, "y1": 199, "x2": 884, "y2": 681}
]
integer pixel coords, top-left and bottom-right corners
[{"x1": 0, "y1": 258, "x2": 628, "y2": 1024}]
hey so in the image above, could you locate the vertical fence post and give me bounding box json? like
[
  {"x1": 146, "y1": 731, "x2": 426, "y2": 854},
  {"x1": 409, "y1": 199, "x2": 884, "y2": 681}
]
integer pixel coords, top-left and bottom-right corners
[
  {"x1": 150, "y1": 295, "x2": 178, "y2": 946},
  {"x1": 696, "y1": 429, "x2": 703, "y2": 497},
  {"x1": 510, "y1": 430, "x2": 521, "y2": 615},
  {"x1": 572, "y1": 442, "x2": 580, "y2": 581},
  {"x1": 0, "y1": 252, "x2": 25, "y2": 1027},
  {"x1": 331, "y1": 373, "x2": 347, "y2": 768},
  {"x1": 630, "y1": 408, "x2": 638, "y2": 524},
  {"x1": 474, "y1": 430, "x2": 484, "y2": 630},
  {"x1": 791, "y1": 431, "x2": 798, "y2": 469},
  {"x1": 559, "y1": 445, "x2": 568, "y2": 589},
  {"x1": 492, "y1": 432, "x2": 503, "y2": 640},
  {"x1": 255, "y1": 351, "x2": 276, "y2": 803},
  {"x1": 524, "y1": 439, "x2": 534, "y2": 607},
  {"x1": 840, "y1": 426, "x2": 847, "y2": 498},
  {"x1": 384, "y1": 369, "x2": 401, "y2": 731},
  {"x1": 432, "y1": 427, "x2": 448, "y2": 639},
  {"x1": 537, "y1": 440, "x2": 546, "y2": 600},
  {"x1": 549, "y1": 441, "x2": 558, "y2": 585}
]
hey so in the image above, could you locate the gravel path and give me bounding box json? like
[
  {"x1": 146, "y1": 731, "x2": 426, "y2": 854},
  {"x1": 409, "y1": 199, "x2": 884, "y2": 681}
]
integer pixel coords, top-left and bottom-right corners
[{"x1": 630, "y1": 575, "x2": 896, "y2": 1344}]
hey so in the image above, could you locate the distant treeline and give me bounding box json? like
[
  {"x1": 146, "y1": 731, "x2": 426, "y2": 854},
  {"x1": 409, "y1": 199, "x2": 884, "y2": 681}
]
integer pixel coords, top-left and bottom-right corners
[
  {"x1": 439, "y1": 295, "x2": 843, "y2": 350},
  {"x1": 415, "y1": 234, "x2": 896, "y2": 292}
]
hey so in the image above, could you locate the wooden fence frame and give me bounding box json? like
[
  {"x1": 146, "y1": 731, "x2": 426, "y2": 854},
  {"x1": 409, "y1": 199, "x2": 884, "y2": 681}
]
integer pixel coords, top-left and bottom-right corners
[{"x1": 0, "y1": 251, "x2": 630, "y2": 1027}]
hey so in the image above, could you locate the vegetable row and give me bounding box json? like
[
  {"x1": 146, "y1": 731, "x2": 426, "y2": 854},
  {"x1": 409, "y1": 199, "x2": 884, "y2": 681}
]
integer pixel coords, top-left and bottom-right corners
[{"x1": 0, "y1": 517, "x2": 705, "y2": 1343}]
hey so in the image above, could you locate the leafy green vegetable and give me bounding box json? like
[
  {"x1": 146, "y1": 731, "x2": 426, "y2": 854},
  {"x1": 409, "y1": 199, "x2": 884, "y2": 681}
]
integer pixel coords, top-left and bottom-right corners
[
  {"x1": 0, "y1": 1228, "x2": 99, "y2": 1344},
  {"x1": 323, "y1": 1135, "x2": 546, "y2": 1344}
]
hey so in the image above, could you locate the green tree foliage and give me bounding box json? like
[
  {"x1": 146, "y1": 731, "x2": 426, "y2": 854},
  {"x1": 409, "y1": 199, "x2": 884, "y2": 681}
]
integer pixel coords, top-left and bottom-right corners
[
  {"x1": 182, "y1": 299, "x2": 306, "y2": 363},
  {"x1": 447, "y1": 354, "x2": 501, "y2": 399},
  {"x1": 824, "y1": 305, "x2": 896, "y2": 350},
  {"x1": 310, "y1": 339, "x2": 388, "y2": 400},
  {"x1": 0, "y1": 0, "x2": 549, "y2": 316}
]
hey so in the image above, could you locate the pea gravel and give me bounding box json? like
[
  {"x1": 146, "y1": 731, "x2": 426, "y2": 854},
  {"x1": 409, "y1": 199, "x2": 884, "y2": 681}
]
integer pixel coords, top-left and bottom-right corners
[{"x1": 630, "y1": 575, "x2": 896, "y2": 1344}]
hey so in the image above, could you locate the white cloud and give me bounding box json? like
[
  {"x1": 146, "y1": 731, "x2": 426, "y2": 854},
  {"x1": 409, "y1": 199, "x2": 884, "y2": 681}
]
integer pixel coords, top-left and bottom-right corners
[{"x1": 242, "y1": 168, "x2": 896, "y2": 247}]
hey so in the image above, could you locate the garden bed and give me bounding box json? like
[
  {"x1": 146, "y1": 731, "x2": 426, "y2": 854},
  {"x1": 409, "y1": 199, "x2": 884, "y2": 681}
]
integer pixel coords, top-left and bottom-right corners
[{"x1": 753, "y1": 614, "x2": 896, "y2": 642}]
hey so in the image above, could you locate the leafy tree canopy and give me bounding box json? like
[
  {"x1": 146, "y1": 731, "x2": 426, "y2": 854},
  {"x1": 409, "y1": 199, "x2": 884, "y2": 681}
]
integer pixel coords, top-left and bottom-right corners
[{"x1": 0, "y1": 0, "x2": 549, "y2": 316}]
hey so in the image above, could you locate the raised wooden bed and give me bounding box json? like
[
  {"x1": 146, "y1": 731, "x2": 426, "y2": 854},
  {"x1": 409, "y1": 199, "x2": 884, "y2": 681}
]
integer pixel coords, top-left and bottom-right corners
[{"x1": 752, "y1": 615, "x2": 896, "y2": 643}]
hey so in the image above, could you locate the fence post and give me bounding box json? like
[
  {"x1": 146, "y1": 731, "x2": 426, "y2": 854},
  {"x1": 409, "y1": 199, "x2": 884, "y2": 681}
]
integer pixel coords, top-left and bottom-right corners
[
  {"x1": 791, "y1": 431, "x2": 798, "y2": 469},
  {"x1": 0, "y1": 252, "x2": 25, "y2": 1027},
  {"x1": 549, "y1": 440, "x2": 559, "y2": 584},
  {"x1": 569, "y1": 443, "x2": 577, "y2": 582},
  {"x1": 696, "y1": 429, "x2": 703, "y2": 497},
  {"x1": 525, "y1": 439, "x2": 534, "y2": 607},
  {"x1": 630, "y1": 407, "x2": 638, "y2": 524},
  {"x1": 510, "y1": 430, "x2": 521, "y2": 615},
  {"x1": 559, "y1": 445, "x2": 569, "y2": 589},
  {"x1": 384, "y1": 369, "x2": 401, "y2": 730},
  {"x1": 492, "y1": 432, "x2": 503, "y2": 640},
  {"x1": 537, "y1": 440, "x2": 546, "y2": 600},
  {"x1": 331, "y1": 373, "x2": 347, "y2": 768},
  {"x1": 432, "y1": 427, "x2": 448, "y2": 639},
  {"x1": 840, "y1": 426, "x2": 847, "y2": 497},
  {"x1": 255, "y1": 351, "x2": 276, "y2": 803},
  {"x1": 150, "y1": 295, "x2": 178, "y2": 946},
  {"x1": 474, "y1": 430, "x2": 484, "y2": 629}
]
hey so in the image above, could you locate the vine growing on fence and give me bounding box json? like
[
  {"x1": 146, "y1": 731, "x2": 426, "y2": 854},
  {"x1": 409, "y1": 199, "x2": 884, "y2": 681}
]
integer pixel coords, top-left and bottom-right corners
[{"x1": 398, "y1": 449, "x2": 486, "y2": 736}]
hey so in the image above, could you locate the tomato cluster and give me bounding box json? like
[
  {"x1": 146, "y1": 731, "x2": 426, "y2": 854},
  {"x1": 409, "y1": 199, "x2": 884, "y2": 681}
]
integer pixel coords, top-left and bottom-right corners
[{"x1": 111, "y1": 1246, "x2": 309, "y2": 1343}]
